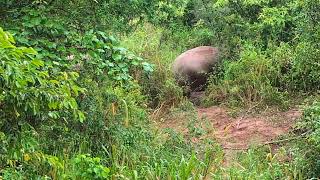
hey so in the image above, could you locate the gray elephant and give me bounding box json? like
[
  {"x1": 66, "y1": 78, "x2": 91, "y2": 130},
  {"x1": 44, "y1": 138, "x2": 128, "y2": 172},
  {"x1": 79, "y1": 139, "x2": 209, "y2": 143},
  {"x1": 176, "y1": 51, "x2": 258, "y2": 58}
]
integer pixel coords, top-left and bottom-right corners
[{"x1": 172, "y1": 46, "x2": 220, "y2": 93}]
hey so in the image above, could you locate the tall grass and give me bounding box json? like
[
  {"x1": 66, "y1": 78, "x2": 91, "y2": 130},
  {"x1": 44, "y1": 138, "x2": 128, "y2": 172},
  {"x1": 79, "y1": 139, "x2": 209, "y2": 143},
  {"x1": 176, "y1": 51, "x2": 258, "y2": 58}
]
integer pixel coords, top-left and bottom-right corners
[{"x1": 120, "y1": 24, "x2": 187, "y2": 108}]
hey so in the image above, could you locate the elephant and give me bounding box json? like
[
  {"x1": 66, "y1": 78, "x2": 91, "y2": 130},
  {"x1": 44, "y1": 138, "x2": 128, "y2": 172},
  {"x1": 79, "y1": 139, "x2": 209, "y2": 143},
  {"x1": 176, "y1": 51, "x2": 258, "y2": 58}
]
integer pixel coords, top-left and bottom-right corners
[{"x1": 172, "y1": 46, "x2": 220, "y2": 93}]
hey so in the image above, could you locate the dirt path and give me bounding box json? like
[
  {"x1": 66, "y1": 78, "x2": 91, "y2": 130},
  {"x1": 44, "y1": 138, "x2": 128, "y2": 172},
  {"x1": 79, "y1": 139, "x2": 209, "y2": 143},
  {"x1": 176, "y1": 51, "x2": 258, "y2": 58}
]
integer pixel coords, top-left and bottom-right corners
[
  {"x1": 158, "y1": 104, "x2": 301, "y2": 165},
  {"x1": 197, "y1": 106, "x2": 301, "y2": 150}
]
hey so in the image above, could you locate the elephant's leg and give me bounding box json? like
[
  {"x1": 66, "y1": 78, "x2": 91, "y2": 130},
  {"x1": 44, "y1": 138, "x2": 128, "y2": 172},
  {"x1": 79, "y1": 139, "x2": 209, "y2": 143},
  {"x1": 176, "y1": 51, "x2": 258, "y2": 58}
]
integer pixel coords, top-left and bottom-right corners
[{"x1": 189, "y1": 73, "x2": 208, "y2": 92}]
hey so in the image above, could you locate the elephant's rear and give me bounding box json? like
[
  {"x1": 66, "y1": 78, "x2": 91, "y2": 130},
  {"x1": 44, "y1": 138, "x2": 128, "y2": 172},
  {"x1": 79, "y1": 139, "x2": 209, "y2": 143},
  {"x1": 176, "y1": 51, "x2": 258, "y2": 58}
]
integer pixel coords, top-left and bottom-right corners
[{"x1": 172, "y1": 46, "x2": 220, "y2": 92}]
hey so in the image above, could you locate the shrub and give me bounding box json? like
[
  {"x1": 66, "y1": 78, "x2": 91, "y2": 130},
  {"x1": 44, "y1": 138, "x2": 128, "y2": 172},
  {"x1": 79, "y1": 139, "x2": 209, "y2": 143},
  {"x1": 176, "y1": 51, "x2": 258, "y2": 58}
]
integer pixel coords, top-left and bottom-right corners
[
  {"x1": 69, "y1": 154, "x2": 110, "y2": 179},
  {"x1": 205, "y1": 46, "x2": 286, "y2": 107},
  {"x1": 288, "y1": 42, "x2": 320, "y2": 91},
  {"x1": 0, "y1": 27, "x2": 83, "y2": 122},
  {"x1": 0, "y1": 26, "x2": 87, "y2": 179},
  {"x1": 294, "y1": 101, "x2": 320, "y2": 177}
]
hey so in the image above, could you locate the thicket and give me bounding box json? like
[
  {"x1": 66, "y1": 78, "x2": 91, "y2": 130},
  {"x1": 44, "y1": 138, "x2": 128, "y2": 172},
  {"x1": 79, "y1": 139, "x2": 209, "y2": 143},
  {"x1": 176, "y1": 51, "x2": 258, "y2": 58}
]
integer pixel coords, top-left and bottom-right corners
[
  {"x1": 0, "y1": 1, "x2": 216, "y2": 179},
  {"x1": 0, "y1": 0, "x2": 320, "y2": 179}
]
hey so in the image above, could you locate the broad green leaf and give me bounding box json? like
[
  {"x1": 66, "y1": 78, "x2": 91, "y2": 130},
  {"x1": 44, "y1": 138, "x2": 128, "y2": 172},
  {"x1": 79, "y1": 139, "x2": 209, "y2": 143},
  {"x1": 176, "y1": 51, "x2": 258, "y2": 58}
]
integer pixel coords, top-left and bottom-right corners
[{"x1": 31, "y1": 59, "x2": 44, "y2": 67}]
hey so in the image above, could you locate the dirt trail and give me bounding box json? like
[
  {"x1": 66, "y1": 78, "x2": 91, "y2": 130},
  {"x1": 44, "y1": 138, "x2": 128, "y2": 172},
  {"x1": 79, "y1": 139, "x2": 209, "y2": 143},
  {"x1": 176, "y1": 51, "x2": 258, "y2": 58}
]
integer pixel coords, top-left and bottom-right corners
[
  {"x1": 158, "y1": 102, "x2": 301, "y2": 165},
  {"x1": 197, "y1": 106, "x2": 301, "y2": 150},
  {"x1": 160, "y1": 105, "x2": 300, "y2": 149}
]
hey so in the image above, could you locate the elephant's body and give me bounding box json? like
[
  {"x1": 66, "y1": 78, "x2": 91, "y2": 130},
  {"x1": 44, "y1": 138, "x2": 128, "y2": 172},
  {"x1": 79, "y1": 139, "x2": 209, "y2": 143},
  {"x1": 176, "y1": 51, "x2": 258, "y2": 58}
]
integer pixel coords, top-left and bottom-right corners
[{"x1": 172, "y1": 46, "x2": 219, "y2": 92}]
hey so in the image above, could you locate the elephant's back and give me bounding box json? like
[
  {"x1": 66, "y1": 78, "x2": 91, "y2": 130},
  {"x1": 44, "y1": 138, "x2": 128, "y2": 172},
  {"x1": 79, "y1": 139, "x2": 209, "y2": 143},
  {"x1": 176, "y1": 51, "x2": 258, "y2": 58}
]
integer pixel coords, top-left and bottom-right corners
[{"x1": 172, "y1": 46, "x2": 219, "y2": 75}]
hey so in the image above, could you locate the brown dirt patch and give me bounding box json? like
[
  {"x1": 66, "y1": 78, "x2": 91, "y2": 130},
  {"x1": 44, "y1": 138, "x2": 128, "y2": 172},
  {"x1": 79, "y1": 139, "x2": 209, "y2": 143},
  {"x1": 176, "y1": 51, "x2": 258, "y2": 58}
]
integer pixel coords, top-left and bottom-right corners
[
  {"x1": 197, "y1": 106, "x2": 301, "y2": 150},
  {"x1": 157, "y1": 105, "x2": 301, "y2": 165}
]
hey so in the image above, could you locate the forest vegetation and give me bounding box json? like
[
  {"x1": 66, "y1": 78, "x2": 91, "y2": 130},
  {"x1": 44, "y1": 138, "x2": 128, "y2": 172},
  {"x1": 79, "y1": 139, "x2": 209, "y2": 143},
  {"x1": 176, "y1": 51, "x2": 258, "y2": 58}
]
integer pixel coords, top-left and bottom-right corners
[{"x1": 0, "y1": 0, "x2": 320, "y2": 179}]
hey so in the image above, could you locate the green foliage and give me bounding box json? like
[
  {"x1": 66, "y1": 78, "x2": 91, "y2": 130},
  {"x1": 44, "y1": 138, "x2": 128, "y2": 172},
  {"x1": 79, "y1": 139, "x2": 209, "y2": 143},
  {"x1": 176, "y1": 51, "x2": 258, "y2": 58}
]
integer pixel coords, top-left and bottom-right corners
[
  {"x1": 293, "y1": 101, "x2": 320, "y2": 177},
  {"x1": 0, "y1": 27, "x2": 84, "y2": 125},
  {"x1": 302, "y1": 102, "x2": 320, "y2": 148},
  {"x1": 70, "y1": 154, "x2": 110, "y2": 179},
  {"x1": 268, "y1": 42, "x2": 320, "y2": 92},
  {"x1": 214, "y1": 147, "x2": 303, "y2": 179},
  {"x1": 288, "y1": 42, "x2": 320, "y2": 91},
  {"x1": 8, "y1": 8, "x2": 154, "y2": 88},
  {"x1": 205, "y1": 46, "x2": 287, "y2": 107},
  {"x1": 1, "y1": 0, "x2": 152, "y2": 32},
  {"x1": 1, "y1": 0, "x2": 320, "y2": 178},
  {"x1": 1, "y1": 0, "x2": 191, "y2": 33},
  {"x1": 185, "y1": 0, "x2": 320, "y2": 107},
  {"x1": 150, "y1": 0, "x2": 189, "y2": 26},
  {"x1": 0, "y1": 151, "x2": 110, "y2": 179},
  {"x1": 120, "y1": 24, "x2": 185, "y2": 107},
  {"x1": 0, "y1": 22, "x2": 211, "y2": 179},
  {"x1": 74, "y1": 30, "x2": 154, "y2": 87}
]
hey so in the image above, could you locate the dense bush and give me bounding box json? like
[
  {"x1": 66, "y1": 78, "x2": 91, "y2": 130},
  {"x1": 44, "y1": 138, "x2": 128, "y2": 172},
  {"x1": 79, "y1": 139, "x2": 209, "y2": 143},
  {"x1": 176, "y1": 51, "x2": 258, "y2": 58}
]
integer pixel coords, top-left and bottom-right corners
[
  {"x1": 205, "y1": 46, "x2": 286, "y2": 107},
  {"x1": 0, "y1": 27, "x2": 86, "y2": 178},
  {"x1": 294, "y1": 101, "x2": 320, "y2": 177},
  {"x1": 0, "y1": 22, "x2": 214, "y2": 178},
  {"x1": 288, "y1": 42, "x2": 320, "y2": 91}
]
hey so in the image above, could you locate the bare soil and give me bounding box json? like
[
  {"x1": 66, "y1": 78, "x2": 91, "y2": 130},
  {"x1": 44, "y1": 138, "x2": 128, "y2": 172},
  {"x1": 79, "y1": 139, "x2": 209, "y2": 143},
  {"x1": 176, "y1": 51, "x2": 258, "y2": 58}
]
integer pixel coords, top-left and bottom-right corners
[
  {"x1": 159, "y1": 106, "x2": 301, "y2": 148},
  {"x1": 197, "y1": 106, "x2": 301, "y2": 149},
  {"x1": 157, "y1": 103, "x2": 301, "y2": 165}
]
